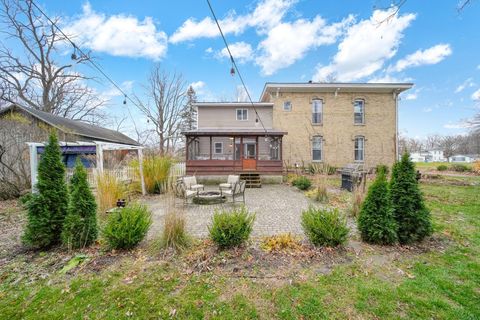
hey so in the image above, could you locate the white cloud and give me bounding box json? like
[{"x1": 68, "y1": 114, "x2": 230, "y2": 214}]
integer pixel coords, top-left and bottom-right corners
[
  {"x1": 256, "y1": 15, "x2": 353, "y2": 75},
  {"x1": 190, "y1": 81, "x2": 206, "y2": 92},
  {"x1": 472, "y1": 88, "x2": 480, "y2": 100},
  {"x1": 313, "y1": 8, "x2": 415, "y2": 82},
  {"x1": 368, "y1": 74, "x2": 412, "y2": 83},
  {"x1": 218, "y1": 42, "x2": 254, "y2": 62},
  {"x1": 169, "y1": 0, "x2": 296, "y2": 43},
  {"x1": 422, "y1": 107, "x2": 432, "y2": 112},
  {"x1": 205, "y1": 47, "x2": 213, "y2": 53},
  {"x1": 405, "y1": 93, "x2": 418, "y2": 100},
  {"x1": 443, "y1": 122, "x2": 472, "y2": 129},
  {"x1": 455, "y1": 77, "x2": 475, "y2": 93},
  {"x1": 391, "y1": 44, "x2": 452, "y2": 72},
  {"x1": 65, "y1": 2, "x2": 167, "y2": 60}
]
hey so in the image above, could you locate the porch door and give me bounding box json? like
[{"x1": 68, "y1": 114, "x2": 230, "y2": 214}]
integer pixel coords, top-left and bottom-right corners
[{"x1": 242, "y1": 140, "x2": 257, "y2": 171}]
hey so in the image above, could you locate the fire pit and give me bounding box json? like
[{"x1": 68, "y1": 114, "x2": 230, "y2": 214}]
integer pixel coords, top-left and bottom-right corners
[{"x1": 192, "y1": 191, "x2": 226, "y2": 205}]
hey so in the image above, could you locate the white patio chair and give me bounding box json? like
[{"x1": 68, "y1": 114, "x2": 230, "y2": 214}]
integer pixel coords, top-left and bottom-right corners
[
  {"x1": 182, "y1": 176, "x2": 204, "y2": 191},
  {"x1": 175, "y1": 180, "x2": 198, "y2": 205},
  {"x1": 219, "y1": 175, "x2": 240, "y2": 192},
  {"x1": 221, "y1": 180, "x2": 246, "y2": 204}
]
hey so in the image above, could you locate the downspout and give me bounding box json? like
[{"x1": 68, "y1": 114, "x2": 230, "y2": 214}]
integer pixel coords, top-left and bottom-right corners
[{"x1": 394, "y1": 90, "x2": 399, "y2": 161}]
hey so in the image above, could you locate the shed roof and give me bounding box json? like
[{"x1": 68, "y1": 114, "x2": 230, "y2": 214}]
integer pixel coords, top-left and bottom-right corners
[{"x1": 0, "y1": 104, "x2": 139, "y2": 146}]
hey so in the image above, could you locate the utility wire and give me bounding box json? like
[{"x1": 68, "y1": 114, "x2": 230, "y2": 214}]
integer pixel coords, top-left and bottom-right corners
[
  {"x1": 205, "y1": 0, "x2": 268, "y2": 134},
  {"x1": 30, "y1": 0, "x2": 138, "y2": 127}
]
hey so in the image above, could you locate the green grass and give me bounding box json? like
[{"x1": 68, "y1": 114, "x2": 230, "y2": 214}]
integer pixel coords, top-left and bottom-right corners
[
  {"x1": 415, "y1": 161, "x2": 473, "y2": 171},
  {"x1": 1, "y1": 177, "x2": 479, "y2": 319}
]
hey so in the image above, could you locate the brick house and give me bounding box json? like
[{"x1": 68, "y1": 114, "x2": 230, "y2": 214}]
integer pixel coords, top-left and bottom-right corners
[{"x1": 183, "y1": 82, "x2": 412, "y2": 181}]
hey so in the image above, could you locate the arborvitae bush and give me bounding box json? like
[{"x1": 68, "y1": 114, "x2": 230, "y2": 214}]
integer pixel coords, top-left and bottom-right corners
[
  {"x1": 301, "y1": 207, "x2": 349, "y2": 247},
  {"x1": 102, "y1": 204, "x2": 152, "y2": 250},
  {"x1": 437, "y1": 164, "x2": 448, "y2": 171},
  {"x1": 61, "y1": 159, "x2": 98, "y2": 249},
  {"x1": 358, "y1": 167, "x2": 397, "y2": 245},
  {"x1": 390, "y1": 153, "x2": 432, "y2": 244},
  {"x1": 209, "y1": 206, "x2": 255, "y2": 249},
  {"x1": 23, "y1": 132, "x2": 68, "y2": 248}
]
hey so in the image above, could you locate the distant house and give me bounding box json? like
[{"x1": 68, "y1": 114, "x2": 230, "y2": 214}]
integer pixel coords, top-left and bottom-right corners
[
  {"x1": 448, "y1": 154, "x2": 478, "y2": 163},
  {"x1": 410, "y1": 149, "x2": 446, "y2": 162},
  {"x1": 0, "y1": 104, "x2": 144, "y2": 193}
]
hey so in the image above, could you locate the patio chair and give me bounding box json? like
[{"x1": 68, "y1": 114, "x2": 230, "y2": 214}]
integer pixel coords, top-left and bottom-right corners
[
  {"x1": 219, "y1": 175, "x2": 240, "y2": 192},
  {"x1": 182, "y1": 176, "x2": 204, "y2": 191},
  {"x1": 175, "y1": 180, "x2": 198, "y2": 205},
  {"x1": 221, "y1": 180, "x2": 246, "y2": 204}
]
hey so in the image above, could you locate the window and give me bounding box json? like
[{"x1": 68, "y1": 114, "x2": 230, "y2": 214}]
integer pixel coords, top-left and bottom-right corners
[
  {"x1": 312, "y1": 136, "x2": 322, "y2": 161},
  {"x1": 283, "y1": 101, "x2": 292, "y2": 111},
  {"x1": 354, "y1": 136, "x2": 364, "y2": 162},
  {"x1": 354, "y1": 99, "x2": 365, "y2": 124},
  {"x1": 214, "y1": 142, "x2": 223, "y2": 154},
  {"x1": 312, "y1": 99, "x2": 323, "y2": 124},
  {"x1": 236, "y1": 109, "x2": 248, "y2": 121}
]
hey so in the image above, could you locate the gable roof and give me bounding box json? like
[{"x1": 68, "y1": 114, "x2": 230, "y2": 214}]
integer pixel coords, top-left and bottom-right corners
[
  {"x1": 0, "y1": 104, "x2": 139, "y2": 146},
  {"x1": 260, "y1": 82, "x2": 414, "y2": 102}
]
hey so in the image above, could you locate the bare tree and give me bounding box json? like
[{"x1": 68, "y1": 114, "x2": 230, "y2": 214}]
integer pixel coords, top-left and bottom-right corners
[
  {"x1": 0, "y1": 0, "x2": 105, "y2": 122},
  {"x1": 134, "y1": 65, "x2": 187, "y2": 155}
]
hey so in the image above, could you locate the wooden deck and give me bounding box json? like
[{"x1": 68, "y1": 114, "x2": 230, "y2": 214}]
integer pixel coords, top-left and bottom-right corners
[{"x1": 186, "y1": 160, "x2": 283, "y2": 175}]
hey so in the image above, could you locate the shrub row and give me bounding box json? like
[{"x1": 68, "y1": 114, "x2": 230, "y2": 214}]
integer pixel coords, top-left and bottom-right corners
[{"x1": 437, "y1": 164, "x2": 471, "y2": 172}]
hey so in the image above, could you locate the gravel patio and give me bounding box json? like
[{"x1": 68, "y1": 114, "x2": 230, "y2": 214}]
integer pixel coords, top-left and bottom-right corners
[{"x1": 142, "y1": 184, "x2": 315, "y2": 238}]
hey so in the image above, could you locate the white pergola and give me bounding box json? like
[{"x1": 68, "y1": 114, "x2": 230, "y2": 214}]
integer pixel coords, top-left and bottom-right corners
[{"x1": 27, "y1": 140, "x2": 146, "y2": 195}]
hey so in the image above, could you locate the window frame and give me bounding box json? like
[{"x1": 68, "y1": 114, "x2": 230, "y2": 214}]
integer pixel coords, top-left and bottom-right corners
[
  {"x1": 354, "y1": 136, "x2": 365, "y2": 162},
  {"x1": 312, "y1": 135, "x2": 323, "y2": 162},
  {"x1": 283, "y1": 101, "x2": 292, "y2": 111},
  {"x1": 214, "y1": 142, "x2": 223, "y2": 154},
  {"x1": 353, "y1": 99, "x2": 365, "y2": 125},
  {"x1": 311, "y1": 99, "x2": 323, "y2": 125},
  {"x1": 236, "y1": 108, "x2": 248, "y2": 121}
]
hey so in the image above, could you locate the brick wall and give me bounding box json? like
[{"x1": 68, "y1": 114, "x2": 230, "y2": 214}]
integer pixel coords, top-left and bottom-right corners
[{"x1": 268, "y1": 91, "x2": 397, "y2": 169}]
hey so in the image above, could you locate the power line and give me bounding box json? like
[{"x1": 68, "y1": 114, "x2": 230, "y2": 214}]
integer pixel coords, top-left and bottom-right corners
[
  {"x1": 205, "y1": 0, "x2": 268, "y2": 134},
  {"x1": 30, "y1": 0, "x2": 139, "y2": 128}
]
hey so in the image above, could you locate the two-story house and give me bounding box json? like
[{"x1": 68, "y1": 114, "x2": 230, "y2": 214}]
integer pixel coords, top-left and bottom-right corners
[{"x1": 183, "y1": 82, "x2": 413, "y2": 182}]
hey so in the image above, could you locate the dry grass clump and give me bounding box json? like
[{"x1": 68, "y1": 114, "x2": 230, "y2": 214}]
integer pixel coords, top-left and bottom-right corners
[
  {"x1": 348, "y1": 186, "x2": 365, "y2": 217},
  {"x1": 261, "y1": 233, "x2": 302, "y2": 252},
  {"x1": 131, "y1": 156, "x2": 173, "y2": 194},
  {"x1": 473, "y1": 161, "x2": 480, "y2": 174},
  {"x1": 160, "y1": 194, "x2": 190, "y2": 251},
  {"x1": 96, "y1": 172, "x2": 126, "y2": 213}
]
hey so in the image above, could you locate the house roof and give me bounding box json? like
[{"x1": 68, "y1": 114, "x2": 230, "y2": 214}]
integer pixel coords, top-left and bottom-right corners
[
  {"x1": 0, "y1": 104, "x2": 140, "y2": 146},
  {"x1": 260, "y1": 82, "x2": 414, "y2": 102},
  {"x1": 194, "y1": 102, "x2": 273, "y2": 108},
  {"x1": 182, "y1": 128, "x2": 286, "y2": 136}
]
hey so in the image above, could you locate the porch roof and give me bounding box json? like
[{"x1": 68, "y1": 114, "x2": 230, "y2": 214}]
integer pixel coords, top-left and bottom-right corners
[{"x1": 182, "y1": 128, "x2": 287, "y2": 136}]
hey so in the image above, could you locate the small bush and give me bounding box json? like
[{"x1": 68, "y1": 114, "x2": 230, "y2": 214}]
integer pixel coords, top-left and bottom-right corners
[
  {"x1": 301, "y1": 207, "x2": 349, "y2": 247},
  {"x1": 102, "y1": 204, "x2": 152, "y2": 250},
  {"x1": 473, "y1": 161, "x2": 480, "y2": 174},
  {"x1": 261, "y1": 233, "x2": 301, "y2": 252},
  {"x1": 306, "y1": 184, "x2": 329, "y2": 203},
  {"x1": 161, "y1": 211, "x2": 190, "y2": 250},
  {"x1": 96, "y1": 172, "x2": 126, "y2": 213},
  {"x1": 449, "y1": 164, "x2": 471, "y2": 172},
  {"x1": 292, "y1": 176, "x2": 312, "y2": 190},
  {"x1": 437, "y1": 164, "x2": 448, "y2": 171},
  {"x1": 209, "y1": 206, "x2": 255, "y2": 249}
]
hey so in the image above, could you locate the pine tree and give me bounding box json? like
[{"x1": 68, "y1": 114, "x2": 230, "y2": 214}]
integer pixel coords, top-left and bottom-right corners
[
  {"x1": 23, "y1": 132, "x2": 68, "y2": 248},
  {"x1": 390, "y1": 153, "x2": 432, "y2": 244},
  {"x1": 61, "y1": 158, "x2": 98, "y2": 249},
  {"x1": 358, "y1": 166, "x2": 398, "y2": 245},
  {"x1": 180, "y1": 86, "x2": 197, "y2": 131}
]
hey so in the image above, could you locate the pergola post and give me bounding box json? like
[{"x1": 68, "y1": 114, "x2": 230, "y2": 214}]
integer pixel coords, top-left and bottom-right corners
[
  {"x1": 138, "y1": 148, "x2": 146, "y2": 195},
  {"x1": 96, "y1": 143, "x2": 104, "y2": 174},
  {"x1": 28, "y1": 143, "x2": 39, "y2": 193}
]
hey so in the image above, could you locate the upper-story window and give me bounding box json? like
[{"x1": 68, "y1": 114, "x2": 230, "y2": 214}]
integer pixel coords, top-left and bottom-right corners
[
  {"x1": 312, "y1": 99, "x2": 323, "y2": 124},
  {"x1": 312, "y1": 136, "x2": 323, "y2": 161},
  {"x1": 354, "y1": 99, "x2": 365, "y2": 124},
  {"x1": 283, "y1": 101, "x2": 292, "y2": 111},
  {"x1": 354, "y1": 136, "x2": 365, "y2": 162},
  {"x1": 236, "y1": 109, "x2": 248, "y2": 121}
]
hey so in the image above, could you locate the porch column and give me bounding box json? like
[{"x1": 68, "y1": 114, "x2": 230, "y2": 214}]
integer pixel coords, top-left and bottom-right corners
[
  {"x1": 279, "y1": 137, "x2": 283, "y2": 161},
  {"x1": 255, "y1": 136, "x2": 259, "y2": 160},
  {"x1": 138, "y1": 148, "x2": 146, "y2": 196},
  {"x1": 185, "y1": 136, "x2": 190, "y2": 161},
  {"x1": 209, "y1": 136, "x2": 212, "y2": 160}
]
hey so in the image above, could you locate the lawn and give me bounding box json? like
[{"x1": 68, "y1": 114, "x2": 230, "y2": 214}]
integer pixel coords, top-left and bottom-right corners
[{"x1": 0, "y1": 176, "x2": 479, "y2": 319}]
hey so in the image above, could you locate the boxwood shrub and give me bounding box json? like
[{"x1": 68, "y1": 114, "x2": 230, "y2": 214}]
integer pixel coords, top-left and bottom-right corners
[
  {"x1": 208, "y1": 206, "x2": 255, "y2": 249},
  {"x1": 301, "y1": 207, "x2": 349, "y2": 247}
]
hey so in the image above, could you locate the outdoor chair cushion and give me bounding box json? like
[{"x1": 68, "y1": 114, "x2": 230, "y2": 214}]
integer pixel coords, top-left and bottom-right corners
[
  {"x1": 185, "y1": 189, "x2": 198, "y2": 197},
  {"x1": 182, "y1": 176, "x2": 204, "y2": 190},
  {"x1": 191, "y1": 184, "x2": 204, "y2": 190},
  {"x1": 219, "y1": 183, "x2": 231, "y2": 188}
]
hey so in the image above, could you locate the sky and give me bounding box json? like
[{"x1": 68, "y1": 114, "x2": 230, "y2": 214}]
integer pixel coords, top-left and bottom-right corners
[{"x1": 10, "y1": 0, "x2": 480, "y2": 139}]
